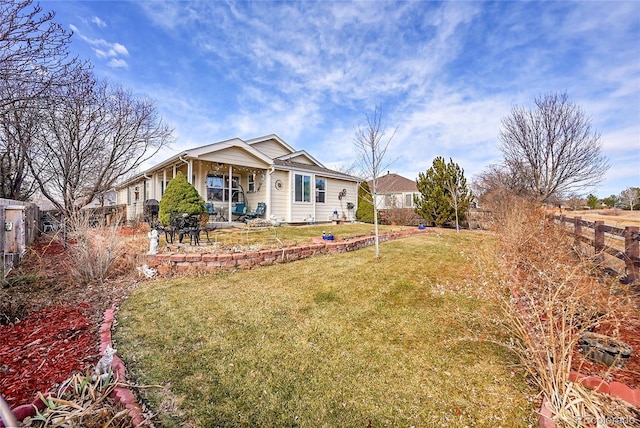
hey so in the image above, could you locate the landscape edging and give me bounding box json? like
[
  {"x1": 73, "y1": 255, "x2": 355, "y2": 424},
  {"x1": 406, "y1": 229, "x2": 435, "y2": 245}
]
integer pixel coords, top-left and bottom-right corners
[
  {"x1": 144, "y1": 228, "x2": 427, "y2": 274},
  {"x1": 100, "y1": 306, "x2": 146, "y2": 427}
]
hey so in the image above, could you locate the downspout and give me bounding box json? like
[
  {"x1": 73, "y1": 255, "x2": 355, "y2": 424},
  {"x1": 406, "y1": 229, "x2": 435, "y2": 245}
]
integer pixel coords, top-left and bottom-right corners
[{"x1": 179, "y1": 155, "x2": 192, "y2": 184}]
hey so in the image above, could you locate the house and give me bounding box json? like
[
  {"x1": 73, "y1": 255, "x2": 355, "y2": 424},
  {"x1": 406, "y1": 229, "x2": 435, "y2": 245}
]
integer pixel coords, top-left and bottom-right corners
[
  {"x1": 116, "y1": 134, "x2": 360, "y2": 225},
  {"x1": 370, "y1": 172, "x2": 419, "y2": 210},
  {"x1": 369, "y1": 172, "x2": 422, "y2": 225}
]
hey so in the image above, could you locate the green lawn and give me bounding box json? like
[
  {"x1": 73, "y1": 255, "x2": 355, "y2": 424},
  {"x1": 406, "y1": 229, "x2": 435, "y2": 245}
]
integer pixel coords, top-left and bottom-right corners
[{"x1": 114, "y1": 230, "x2": 536, "y2": 427}]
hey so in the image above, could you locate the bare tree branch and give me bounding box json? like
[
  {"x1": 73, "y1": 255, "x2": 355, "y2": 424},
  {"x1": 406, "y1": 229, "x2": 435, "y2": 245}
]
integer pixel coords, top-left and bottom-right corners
[
  {"x1": 353, "y1": 105, "x2": 397, "y2": 258},
  {"x1": 498, "y1": 92, "x2": 609, "y2": 202},
  {"x1": 29, "y1": 71, "x2": 173, "y2": 217}
]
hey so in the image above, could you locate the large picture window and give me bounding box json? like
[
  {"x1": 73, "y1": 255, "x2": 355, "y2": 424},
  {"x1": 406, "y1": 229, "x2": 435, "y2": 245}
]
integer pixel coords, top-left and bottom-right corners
[
  {"x1": 207, "y1": 174, "x2": 241, "y2": 202},
  {"x1": 295, "y1": 174, "x2": 311, "y2": 203},
  {"x1": 315, "y1": 178, "x2": 326, "y2": 203}
]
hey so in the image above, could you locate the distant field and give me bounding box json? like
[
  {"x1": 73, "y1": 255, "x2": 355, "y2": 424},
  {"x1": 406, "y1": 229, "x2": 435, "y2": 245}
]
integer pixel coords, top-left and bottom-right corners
[{"x1": 554, "y1": 209, "x2": 640, "y2": 228}]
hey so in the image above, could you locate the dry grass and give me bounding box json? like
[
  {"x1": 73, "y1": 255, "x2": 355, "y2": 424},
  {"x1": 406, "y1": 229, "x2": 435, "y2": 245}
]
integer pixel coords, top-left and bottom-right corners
[
  {"x1": 21, "y1": 373, "x2": 132, "y2": 427},
  {"x1": 114, "y1": 230, "x2": 537, "y2": 427},
  {"x1": 554, "y1": 209, "x2": 640, "y2": 228},
  {"x1": 491, "y1": 197, "x2": 639, "y2": 427}
]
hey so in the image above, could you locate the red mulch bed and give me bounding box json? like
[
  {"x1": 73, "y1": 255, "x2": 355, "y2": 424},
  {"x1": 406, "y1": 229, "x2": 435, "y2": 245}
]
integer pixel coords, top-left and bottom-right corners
[
  {"x1": 0, "y1": 230, "x2": 142, "y2": 411},
  {"x1": 572, "y1": 315, "x2": 640, "y2": 389},
  {"x1": 0, "y1": 303, "x2": 99, "y2": 408}
]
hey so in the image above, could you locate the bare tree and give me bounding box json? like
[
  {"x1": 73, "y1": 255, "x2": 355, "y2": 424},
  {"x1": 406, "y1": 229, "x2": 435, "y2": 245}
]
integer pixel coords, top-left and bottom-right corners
[
  {"x1": 619, "y1": 187, "x2": 639, "y2": 211},
  {"x1": 565, "y1": 194, "x2": 585, "y2": 211},
  {"x1": 0, "y1": 99, "x2": 39, "y2": 199},
  {"x1": 442, "y1": 166, "x2": 471, "y2": 232},
  {"x1": 499, "y1": 93, "x2": 609, "y2": 202},
  {"x1": 353, "y1": 105, "x2": 397, "y2": 258},
  {"x1": 29, "y1": 71, "x2": 173, "y2": 217},
  {"x1": 1, "y1": 0, "x2": 85, "y2": 200},
  {"x1": 0, "y1": 0, "x2": 83, "y2": 109},
  {"x1": 471, "y1": 163, "x2": 525, "y2": 211}
]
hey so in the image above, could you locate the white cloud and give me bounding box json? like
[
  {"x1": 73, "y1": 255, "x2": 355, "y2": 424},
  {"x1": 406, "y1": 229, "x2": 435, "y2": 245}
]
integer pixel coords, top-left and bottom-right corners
[
  {"x1": 69, "y1": 23, "x2": 129, "y2": 65},
  {"x1": 107, "y1": 58, "x2": 128, "y2": 69},
  {"x1": 120, "y1": 0, "x2": 638, "y2": 193},
  {"x1": 91, "y1": 16, "x2": 106, "y2": 28}
]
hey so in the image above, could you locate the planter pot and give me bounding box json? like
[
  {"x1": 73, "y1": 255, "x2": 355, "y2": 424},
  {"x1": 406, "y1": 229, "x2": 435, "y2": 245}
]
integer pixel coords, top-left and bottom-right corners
[{"x1": 579, "y1": 332, "x2": 633, "y2": 368}]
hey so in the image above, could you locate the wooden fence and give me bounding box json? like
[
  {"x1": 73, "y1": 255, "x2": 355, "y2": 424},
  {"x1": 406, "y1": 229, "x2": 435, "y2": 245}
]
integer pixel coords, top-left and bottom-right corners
[
  {"x1": 554, "y1": 215, "x2": 639, "y2": 284},
  {"x1": 1, "y1": 198, "x2": 39, "y2": 277}
]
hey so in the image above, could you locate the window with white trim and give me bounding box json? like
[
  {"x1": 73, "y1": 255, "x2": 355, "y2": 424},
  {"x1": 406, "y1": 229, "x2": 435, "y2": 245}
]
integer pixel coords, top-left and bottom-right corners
[
  {"x1": 405, "y1": 193, "x2": 414, "y2": 208},
  {"x1": 295, "y1": 174, "x2": 311, "y2": 202},
  {"x1": 315, "y1": 178, "x2": 326, "y2": 203},
  {"x1": 207, "y1": 174, "x2": 241, "y2": 202}
]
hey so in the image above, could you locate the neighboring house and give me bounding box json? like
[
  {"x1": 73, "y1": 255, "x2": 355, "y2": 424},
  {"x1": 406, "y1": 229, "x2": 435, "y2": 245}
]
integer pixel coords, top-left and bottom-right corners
[
  {"x1": 85, "y1": 189, "x2": 118, "y2": 208},
  {"x1": 369, "y1": 173, "x2": 419, "y2": 210},
  {"x1": 369, "y1": 173, "x2": 422, "y2": 225},
  {"x1": 116, "y1": 134, "x2": 360, "y2": 224}
]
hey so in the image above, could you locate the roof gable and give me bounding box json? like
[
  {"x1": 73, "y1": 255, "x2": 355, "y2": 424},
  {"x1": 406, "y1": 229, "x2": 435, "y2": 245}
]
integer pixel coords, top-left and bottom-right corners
[
  {"x1": 275, "y1": 150, "x2": 324, "y2": 167},
  {"x1": 246, "y1": 134, "x2": 296, "y2": 158}
]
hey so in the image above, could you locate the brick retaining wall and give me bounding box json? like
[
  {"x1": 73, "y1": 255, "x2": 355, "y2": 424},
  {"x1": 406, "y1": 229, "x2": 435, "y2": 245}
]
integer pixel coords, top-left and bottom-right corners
[{"x1": 144, "y1": 228, "x2": 427, "y2": 274}]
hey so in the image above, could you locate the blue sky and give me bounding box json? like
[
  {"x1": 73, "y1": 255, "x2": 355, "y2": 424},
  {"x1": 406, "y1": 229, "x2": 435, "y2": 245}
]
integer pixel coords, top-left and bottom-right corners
[{"x1": 45, "y1": 0, "x2": 639, "y2": 197}]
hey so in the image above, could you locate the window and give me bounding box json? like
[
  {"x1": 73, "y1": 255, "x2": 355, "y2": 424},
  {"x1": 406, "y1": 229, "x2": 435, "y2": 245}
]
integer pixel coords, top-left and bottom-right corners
[
  {"x1": 248, "y1": 174, "x2": 255, "y2": 192},
  {"x1": 207, "y1": 175, "x2": 225, "y2": 202},
  {"x1": 315, "y1": 178, "x2": 326, "y2": 203},
  {"x1": 405, "y1": 193, "x2": 414, "y2": 208},
  {"x1": 295, "y1": 174, "x2": 311, "y2": 202},
  {"x1": 384, "y1": 194, "x2": 398, "y2": 209},
  {"x1": 207, "y1": 174, "x2": 241, "y2": 202}
]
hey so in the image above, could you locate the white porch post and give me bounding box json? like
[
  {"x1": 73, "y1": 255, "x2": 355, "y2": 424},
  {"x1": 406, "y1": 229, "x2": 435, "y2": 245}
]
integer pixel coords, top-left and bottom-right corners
[
  {"x1": 266, "y1": 168, "x2": 272, "y2": 220},
  {"x1": 162, "y1": 170, "x2": 167, "y2": 197},
  {"x1": 227, "y1": 165, "x2": 233, "y2": 223}
]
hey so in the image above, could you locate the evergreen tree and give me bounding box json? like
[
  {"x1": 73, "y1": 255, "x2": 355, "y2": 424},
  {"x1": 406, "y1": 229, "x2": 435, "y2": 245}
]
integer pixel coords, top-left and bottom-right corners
[
  {"x1": 158, "y1": 172, "x2": 206, "y2": 225},
  {"x1": 356, "y1": 181, "x2": 375, "y2": 223},
  {"x1": 602, "y1": 194, "x2": 618, "y2": 209},
  {"x1": 586, "y1": 194, "x2": 600, "y2": 209},
  {"x1": 414, "y1": 157, "x2": 473, "y2": 228}
]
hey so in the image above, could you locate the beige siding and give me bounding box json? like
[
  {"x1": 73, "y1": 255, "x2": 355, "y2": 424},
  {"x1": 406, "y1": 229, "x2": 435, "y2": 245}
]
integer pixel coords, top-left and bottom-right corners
[
  {"x1": 269, "y1": 170, "x2": 290, "y2": 222},
  {"x1": 250, "y1": 139, "x2": 291, "y2": 159},
  {"x1": 198, "y1": 147, "x2": 269, "y2": 169},
  {"x1": 317, "y1": 178, "x2": 358, "y2": 222},
  {"x1": 288, "y1": 173, "x2": 359, "y2": 223},
  {"x1": 288, "y1": 154, "x2": 314, "y2": 165}
]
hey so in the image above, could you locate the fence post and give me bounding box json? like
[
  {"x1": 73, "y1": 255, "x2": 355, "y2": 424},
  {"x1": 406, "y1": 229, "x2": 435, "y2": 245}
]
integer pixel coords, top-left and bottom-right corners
[
  {"x1": 624, "y1": 226, "x2": 639, "y2": 284},
  {"x1": 594, "y1": 221, "x2": 605, "y2": 264},
  {"x1": 574, "y1": 217, "x2": 582, "y2": 246}
]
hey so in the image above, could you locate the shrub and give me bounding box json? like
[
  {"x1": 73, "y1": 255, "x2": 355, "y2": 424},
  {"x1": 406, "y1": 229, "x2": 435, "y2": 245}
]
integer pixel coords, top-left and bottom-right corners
[
  {"x1": 491, "y1": 196, "x2": 638, "y2": 425},
  {"x1": 355, "y1": 181, "x2": 374, "y2": 223},
  {"x1": 158, "y1": 172, "x2": 206, "y2": 225},
  {"x1": 65, "y1": 214, "x2": 127, "y2": 285}
]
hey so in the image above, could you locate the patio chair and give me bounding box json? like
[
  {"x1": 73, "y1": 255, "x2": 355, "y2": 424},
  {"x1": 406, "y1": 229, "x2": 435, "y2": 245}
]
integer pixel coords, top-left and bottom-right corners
[
  {"x1": 243, "y1": 202, "x2": 266, "y2": 222},
  {"x1": 231, "y1": 202, "x2": 247, "y2": 220},
  {"x1": 205, "y1": 202, "x2": 226, "y2": 221}
]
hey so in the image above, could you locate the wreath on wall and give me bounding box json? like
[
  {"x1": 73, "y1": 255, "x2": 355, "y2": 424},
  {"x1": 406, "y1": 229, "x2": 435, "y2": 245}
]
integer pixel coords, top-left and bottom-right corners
[{"x1": 275, "y1": 179, "x2": 283, "y2": 190}]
